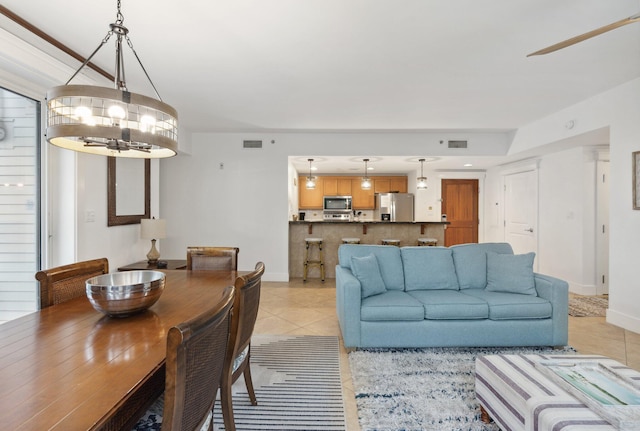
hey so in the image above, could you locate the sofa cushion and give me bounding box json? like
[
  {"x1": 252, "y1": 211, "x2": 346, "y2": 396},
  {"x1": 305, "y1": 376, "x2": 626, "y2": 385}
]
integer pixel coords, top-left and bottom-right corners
[
  {"x1": 451, "y1": 243, "x2": 514, "y2": 289},
  {"x1": 401, "y1": 247, "x2": 459, "y2": 291},
  {"x1": 486, "y1": 251, "x2": 536, "y2": 295},
  {"x1": 361, "y1": 290, "x2": 425, "y2": 321},
  {"x1": 462, "y1": 289, "x2": 552, "y2": 320},
  {"x1": 407, "y1": 290, "x2": 489, "y2": 320},
  {"x1": 350, "y1": 254, "x2": 387, "y2": 298},
  {"x1": 339, "y1": 244, "x2": 405, "y2": 291}
]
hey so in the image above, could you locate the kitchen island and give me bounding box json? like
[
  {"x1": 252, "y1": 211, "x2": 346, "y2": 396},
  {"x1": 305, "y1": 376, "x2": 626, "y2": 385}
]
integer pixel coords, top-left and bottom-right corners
[{"x1": 289, "y1": 220, "x2": 448, "y2": 279}]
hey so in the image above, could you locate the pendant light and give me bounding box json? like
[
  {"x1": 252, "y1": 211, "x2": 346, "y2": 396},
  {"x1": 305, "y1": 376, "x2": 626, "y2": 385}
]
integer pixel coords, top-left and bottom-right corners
[
  {"x1": 306, "y1": 158, "x2": 317, "y2": 189},
  {"x1": 417, "y1": 158, "x2": 428, "y2": 189},
  {"x1": 361, "y1": 158, "x2": 372, "y2": 190},
  {"x1": 45, "y1": 0, "x2": 178, "y2": 158}
]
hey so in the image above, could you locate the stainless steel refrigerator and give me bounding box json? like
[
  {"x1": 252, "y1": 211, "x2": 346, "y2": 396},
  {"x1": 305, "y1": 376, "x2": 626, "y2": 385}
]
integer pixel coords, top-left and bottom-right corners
[{"x1": 375, "y1": 193, "x2": 414, "y2": 222}]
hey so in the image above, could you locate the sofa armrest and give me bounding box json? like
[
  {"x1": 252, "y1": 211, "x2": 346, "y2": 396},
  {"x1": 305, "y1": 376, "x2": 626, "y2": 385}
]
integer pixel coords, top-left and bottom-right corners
[
  {"x1": 336, "y1": 265, "x2": 362, "y2": 348},
  {"x1": 534, "y1": 273, "x2": 569, "y2": 347}
]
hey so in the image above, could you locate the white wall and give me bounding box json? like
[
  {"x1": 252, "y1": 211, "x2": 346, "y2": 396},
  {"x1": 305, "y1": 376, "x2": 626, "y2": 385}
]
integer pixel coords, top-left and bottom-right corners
[
  {"x1": 74, "y1": 154, "x2": 160, "y2": 271},
  {"x1": 159, "y1": 131, "x2": 509, "y2": 281},
  {"x1": 484, "y1": 146, "x2": 605, "y2": 295},
  {"x1": 507, "y1": 78, "x2": 640, "y2": 334}
]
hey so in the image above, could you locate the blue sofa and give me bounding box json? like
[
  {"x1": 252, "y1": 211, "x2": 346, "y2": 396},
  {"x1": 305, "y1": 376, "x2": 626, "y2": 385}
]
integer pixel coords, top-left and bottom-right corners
[{"x1": 336, "y1": 243, "x2": 568, "y2": 349}]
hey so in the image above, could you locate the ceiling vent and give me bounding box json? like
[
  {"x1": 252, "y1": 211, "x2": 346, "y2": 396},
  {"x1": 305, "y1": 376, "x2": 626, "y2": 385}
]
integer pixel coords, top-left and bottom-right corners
[
  {"x1": 448, "y1": 140, "x2": 468, "y2": 149},
  {"x1": 243, "y1": 140, "x2": 263, "y2": 149}
]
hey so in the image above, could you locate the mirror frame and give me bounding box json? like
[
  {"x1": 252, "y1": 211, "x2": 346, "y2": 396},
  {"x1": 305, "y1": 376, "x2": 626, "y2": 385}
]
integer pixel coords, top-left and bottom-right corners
[{"x1": 107, "y1": 157, "x2": 151, "y2": 226}]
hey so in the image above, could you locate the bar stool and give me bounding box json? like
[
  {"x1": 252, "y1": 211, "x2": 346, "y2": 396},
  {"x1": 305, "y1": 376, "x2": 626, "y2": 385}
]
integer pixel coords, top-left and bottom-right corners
[
  {"x1": 381, "y1": 239, "x2": 401, "y2": 246},
  {"x1": 341, "y1": 238, "x2": 361, "y2": 244},
  {"x1": 418, "y1": 238, "x2": 438, "y2": 246},
  {"x1": 303, "y1": 238, "x2": 325, "y2": 282}
]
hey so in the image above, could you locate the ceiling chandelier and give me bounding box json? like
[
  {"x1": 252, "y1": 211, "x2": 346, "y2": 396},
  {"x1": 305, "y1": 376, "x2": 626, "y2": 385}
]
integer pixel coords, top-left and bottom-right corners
[
  {"x1": 45, "y1": 0, "x2": 178, "y2": 158},
  {"x1": 417, "y1": 158, "x2": 428, "y2": 189},
  {"x1": 361, "y1": 158, "x2": 372, "y2": 190},
  {"x1": 305, "y1": 158, "x2": 317, "y2": 190}
]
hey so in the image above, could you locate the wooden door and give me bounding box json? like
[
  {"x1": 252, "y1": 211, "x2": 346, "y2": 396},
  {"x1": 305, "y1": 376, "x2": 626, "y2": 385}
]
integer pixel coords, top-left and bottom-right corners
[{"x1": 441, "y1": 179, "x2": 478, "y2": 246}]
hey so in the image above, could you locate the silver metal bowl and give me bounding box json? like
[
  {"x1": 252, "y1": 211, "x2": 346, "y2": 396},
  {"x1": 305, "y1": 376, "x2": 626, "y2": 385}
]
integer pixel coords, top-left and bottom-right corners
[{"x1": 86, "y1": 270, "x2": 165, "y2": 317}]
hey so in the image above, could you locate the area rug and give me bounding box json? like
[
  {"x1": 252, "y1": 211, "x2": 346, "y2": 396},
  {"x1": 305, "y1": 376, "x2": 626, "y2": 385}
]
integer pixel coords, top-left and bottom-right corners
[
  {"x1": 212, "y1": 335, "x2": 346, "y2": 430},
  {"x1": 568, "y1": 295, "x2": 608, "y2": 317},
  {"x1": 349, "y1": 345, "x2": 575, "y2": 431}
]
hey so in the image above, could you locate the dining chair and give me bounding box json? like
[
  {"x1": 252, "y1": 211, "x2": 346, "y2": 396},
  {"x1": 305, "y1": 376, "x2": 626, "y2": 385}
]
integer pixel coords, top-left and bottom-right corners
[
  {"x1": 134, "y1": 285, "x2": 235, "y2": 431},
  {"x1": 220, "y1": 261, "x2": 265, "y2": 431},
  {"x1": 186, "y1": 246, "x2": 240, "y2": 271},
  {"x1": 35, "y1": 257, "x2": 109, "y2": 309}
]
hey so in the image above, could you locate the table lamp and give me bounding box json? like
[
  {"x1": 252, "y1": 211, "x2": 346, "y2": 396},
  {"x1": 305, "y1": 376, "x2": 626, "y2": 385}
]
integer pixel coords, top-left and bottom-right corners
[{"x1": 140, "y1": 218, "x2": 166, "y2": 264}]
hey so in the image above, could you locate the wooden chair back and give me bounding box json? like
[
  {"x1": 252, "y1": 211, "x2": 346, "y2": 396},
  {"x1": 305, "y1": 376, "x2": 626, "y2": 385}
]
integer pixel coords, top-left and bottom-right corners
[
  {"x1": 35, "y1": 258, "x2": 109, "y2": 309},
  {"x1": 186, "y1": 247, "x2": 239, "y2": 271},
  {"x1": 162, "y1": 285, "x2": 235, "y2": 431},
  {"x1": 221, "y1": 261, "x2": 265, "y2": 431}
]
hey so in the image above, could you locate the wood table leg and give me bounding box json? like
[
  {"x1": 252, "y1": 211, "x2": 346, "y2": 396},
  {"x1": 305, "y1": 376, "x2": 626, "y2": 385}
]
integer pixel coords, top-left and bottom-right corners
[{"x1": 480, "y1": 405, "x2": 492, "y2": 424}]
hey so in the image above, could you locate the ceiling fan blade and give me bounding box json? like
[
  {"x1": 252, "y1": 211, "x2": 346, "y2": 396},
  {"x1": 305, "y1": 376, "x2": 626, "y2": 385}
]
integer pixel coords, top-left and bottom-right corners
[{"x1": 527, "y1": 13, "x2": 640, "y2": 56}]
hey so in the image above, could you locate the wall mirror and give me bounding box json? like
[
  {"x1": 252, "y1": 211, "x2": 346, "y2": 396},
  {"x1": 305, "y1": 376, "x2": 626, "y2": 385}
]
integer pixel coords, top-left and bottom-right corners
[{"x1": 107, "y1": 157, "x2": 150, "y2": 226}]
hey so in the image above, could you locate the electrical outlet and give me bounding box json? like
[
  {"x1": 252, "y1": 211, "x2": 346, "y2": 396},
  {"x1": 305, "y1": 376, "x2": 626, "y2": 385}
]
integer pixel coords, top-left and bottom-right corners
[{"x1": 85, "y1": 210, "x2": 95, "y2": 222}]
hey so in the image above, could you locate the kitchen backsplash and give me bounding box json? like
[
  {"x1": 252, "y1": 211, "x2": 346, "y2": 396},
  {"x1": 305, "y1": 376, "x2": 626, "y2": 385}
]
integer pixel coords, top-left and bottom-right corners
[{"x1": 296, "y1": 210, "x2": 375, "y2": 222}]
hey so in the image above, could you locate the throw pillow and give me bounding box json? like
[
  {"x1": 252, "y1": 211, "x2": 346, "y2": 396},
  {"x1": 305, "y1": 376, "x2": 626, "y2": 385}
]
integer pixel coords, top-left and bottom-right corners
[
  {"x1": 350, "y1": 254, "x2": 387, "y2": 298},
  {"x1": 486, "y1": 251, "x2": 536, "y2": 295},
  {"x1": 401, "y1": 247, "x2": 459, "y2": 291}
]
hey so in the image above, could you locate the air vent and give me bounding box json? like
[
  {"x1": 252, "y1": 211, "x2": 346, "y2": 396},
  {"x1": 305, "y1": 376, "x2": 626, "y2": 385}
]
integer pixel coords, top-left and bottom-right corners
[
  {"x1": 448, "y1": 140, "x2": 468, "y2": 149},
  {"x1": 243, "y1": 140, "x2": 263, "y2": 149}
]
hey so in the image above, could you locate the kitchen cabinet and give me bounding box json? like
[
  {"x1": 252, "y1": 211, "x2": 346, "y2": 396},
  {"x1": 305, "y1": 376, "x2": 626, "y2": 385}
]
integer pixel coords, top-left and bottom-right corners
[
  {"x1": 323, "y1": 177, "x2": 352, "y2": 196},
  {"x1": 323, "y1": 177, "x2": 338, "y2": 195},
  {"x1": 298, "y1": 176, "x2": 324, "y2": 209},
  {"x1": 351, "y1": 179, "x2": 375, "y2": 209},
  {"x1": 391, "y1": 177, "x2": 408, "y2": 193},
  {"x1": 374, "y1": 179, "x2": 390, "y2": 193},
  {"x1": 298, "y1": 175, "x2": 406, "y2": 210},
  {"x1": 337, "y1": 178, "x2": 352, "y2": 195},
  {"x1": 374, "y1": 176, "x2": 408, "y2": 194}
]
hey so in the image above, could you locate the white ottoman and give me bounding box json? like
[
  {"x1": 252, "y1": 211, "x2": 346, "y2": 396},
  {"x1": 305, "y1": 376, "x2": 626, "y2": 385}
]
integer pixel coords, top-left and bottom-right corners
[{"x1": 475, "y1": 354, "x2": 630, "y2": 430}]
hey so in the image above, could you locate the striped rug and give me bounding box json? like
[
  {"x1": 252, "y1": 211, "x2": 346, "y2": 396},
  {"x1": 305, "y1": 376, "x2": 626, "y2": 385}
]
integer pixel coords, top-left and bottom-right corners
[{"x1": 213, "y1": 335, "x2": 346, "y2": 431}]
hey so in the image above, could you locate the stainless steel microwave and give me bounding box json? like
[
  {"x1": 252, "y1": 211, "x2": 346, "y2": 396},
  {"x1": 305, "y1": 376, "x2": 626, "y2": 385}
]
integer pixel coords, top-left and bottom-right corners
[{"x1": 323, "y1": 196, "x2": 352, "y2": 211}]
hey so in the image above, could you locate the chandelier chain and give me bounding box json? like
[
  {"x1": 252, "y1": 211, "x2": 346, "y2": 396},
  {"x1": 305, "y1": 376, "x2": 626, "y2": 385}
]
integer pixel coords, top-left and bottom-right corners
[{"x1": 116, "y1": 0, "x2": 124, "y2": 25}]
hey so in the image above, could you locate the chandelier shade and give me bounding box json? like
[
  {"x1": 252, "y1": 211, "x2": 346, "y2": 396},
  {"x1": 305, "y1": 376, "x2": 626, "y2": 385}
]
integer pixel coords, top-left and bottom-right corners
[
  {"x1": 417, "y1": 158, "x2": 428, "y2": 189},
  {"x1": 46, "y1": 85, "x2": 178, "y2": 158},
  {"x1": 306, "y1": 158, "x2": 317, "y2": 189},
  {"x1": 45, "y1": 0, "x2": 178, "y2": 158},
  {"x1": 361, "y1": 158, "x2": 371, "y2": 190}
]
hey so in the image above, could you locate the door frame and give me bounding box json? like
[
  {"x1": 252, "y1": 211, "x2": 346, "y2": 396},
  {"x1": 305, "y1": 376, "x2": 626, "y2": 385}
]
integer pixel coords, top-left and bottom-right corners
[{"x1": 595, "y1": 151, "x2": 610, "y2": 295}]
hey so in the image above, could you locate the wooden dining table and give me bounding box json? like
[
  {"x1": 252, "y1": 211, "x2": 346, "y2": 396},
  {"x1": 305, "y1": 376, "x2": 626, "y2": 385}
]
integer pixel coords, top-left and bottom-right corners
[{"x1": 0, "y1": 269, "x2": 241, "y2": 431}]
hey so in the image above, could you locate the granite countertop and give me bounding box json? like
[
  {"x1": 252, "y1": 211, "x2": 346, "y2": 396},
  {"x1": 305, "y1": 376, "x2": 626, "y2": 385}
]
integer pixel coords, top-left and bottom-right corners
[{"x1": 290, "y1": 220, "x2": 448, "y2": 224}]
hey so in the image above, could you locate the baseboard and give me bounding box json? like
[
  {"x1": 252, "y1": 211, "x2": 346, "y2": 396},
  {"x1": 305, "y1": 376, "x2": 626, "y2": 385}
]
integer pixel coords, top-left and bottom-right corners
[
  {"x1": 262, "y1": 272, "x2": 290, "y2": 282},
  {"x1": 606, "y1": 309, "x2": 640, "y2": 334},
  {"x1": 568, "y1": 282, "x2": 598, "y2": 296}
]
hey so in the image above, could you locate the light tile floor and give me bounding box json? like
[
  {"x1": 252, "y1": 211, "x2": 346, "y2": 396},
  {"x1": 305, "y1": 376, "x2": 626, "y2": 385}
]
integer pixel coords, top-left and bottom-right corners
[{"x1": 255, "y1": 279, "x2": 640, "y2": 431}]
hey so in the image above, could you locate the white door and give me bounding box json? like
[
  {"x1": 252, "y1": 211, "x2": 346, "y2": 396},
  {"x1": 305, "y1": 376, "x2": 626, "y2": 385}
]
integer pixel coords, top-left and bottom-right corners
[
  {"x1": 596, "y1": 161, "x2": 609, "y2": 295},
  {"x1": 504, "y1": 170, "x2": 538, "y2": 268}
]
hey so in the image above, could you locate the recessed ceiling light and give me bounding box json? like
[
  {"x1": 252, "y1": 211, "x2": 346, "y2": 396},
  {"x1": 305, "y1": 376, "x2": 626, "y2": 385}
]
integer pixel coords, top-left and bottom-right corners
[{"x1": 464, "y1": 163, "x2": 473, "y2": 167}]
